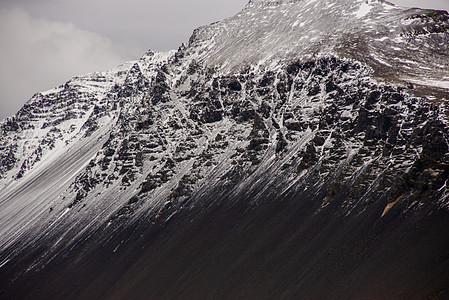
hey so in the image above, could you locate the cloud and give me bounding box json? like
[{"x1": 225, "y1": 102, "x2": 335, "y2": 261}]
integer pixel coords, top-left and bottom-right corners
[
  {"x1": 0, "y1": 7, "x2": 124, "y2": 120},
  {"x1": 0, "y1": 0, "x2": 249, "y2": 57}
]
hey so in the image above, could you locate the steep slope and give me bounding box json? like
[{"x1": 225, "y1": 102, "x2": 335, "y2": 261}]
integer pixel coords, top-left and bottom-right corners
[
  {"x1": 1, "y1": 0, "x2": 449, "y2": 298},
  {"x1": 0, "y1": 51, "x2": 175, "y2": 265}
]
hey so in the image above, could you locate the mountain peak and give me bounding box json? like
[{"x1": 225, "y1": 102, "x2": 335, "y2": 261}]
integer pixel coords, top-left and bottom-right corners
[
  {"x1": 246, "y1": 0, "x2": 388, "y2": 7},
  {"x1": 189, "y1": 0, "x2": 448, "y2": 91}
]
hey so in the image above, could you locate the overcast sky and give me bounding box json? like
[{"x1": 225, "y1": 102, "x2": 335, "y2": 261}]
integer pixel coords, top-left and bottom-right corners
[{"x1": 0, "y1": 0, "x2": 448, "y2": 121}]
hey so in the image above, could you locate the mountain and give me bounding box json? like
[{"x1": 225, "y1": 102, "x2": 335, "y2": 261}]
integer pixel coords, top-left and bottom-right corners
[{"x1": 1, "y1": 0, "x2": 449, "y2": 298}]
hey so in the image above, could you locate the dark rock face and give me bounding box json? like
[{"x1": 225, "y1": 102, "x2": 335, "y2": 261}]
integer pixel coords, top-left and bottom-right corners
[
  {"x1": 1, "y1": 1, "x2": 449, "y2": 299},
  {"x1": 2, "y1": 184, "x2": 449, "y2": 300},
  {"x1": 2, "y1": 54, "x2": 449, "y2": 300}
]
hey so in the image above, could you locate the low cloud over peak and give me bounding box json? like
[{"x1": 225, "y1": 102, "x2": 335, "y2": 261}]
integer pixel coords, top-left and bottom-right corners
[{"x1": 0, "y1": 7, "x2": 123, "y2": 120}]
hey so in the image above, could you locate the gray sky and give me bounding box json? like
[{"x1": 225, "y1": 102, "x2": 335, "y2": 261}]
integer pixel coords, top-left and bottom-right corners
[{"x1": 0, "y1": 0, "x2": 448, "y2": 120}]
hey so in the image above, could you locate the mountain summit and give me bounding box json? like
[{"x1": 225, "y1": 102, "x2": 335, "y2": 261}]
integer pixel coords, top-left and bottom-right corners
[
  {"x1": 223, "y1": 0, "x2": 448, "y2": 90},
  {"x1": 1, "y1": 1, "x2": 449, "y2": 298}
]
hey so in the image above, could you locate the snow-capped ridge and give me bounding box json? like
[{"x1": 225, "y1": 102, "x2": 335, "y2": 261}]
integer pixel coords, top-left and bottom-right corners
[{"x1": 187, "y1": 0, "x2": 448, "y2": 90}]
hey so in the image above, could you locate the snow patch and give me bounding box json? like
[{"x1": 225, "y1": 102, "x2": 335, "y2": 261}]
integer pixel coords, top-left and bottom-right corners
[
  {"x1": 355, "y1": 1, "x2": 372, "y2": 18},
  {"x1": 0, "y1": 259, "x2": 9, "y2": 268},
  {"x1": 407, "y1": 79, "x2": 449, "y2": 90},
  {"x1": 41, "y1": 86, "x2": 64, "y2": 96},
  {"x1": 375, "y1": 37, "x2": 388, "y2": 42},
  {"x1": 56, "y1": 208, "x2": 70, "y2": 222}
]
